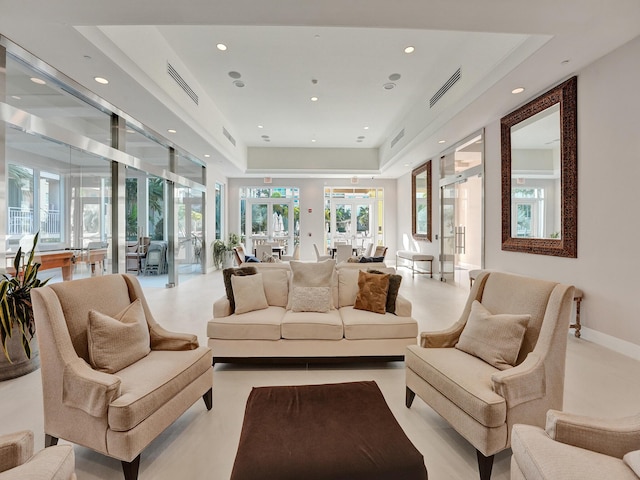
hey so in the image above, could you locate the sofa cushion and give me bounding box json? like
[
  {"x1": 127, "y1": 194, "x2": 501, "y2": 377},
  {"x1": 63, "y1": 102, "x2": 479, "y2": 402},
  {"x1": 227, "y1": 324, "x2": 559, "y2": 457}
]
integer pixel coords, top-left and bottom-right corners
[
  {"x1": 368, "y1": 269, "x2": 402, "y2": 314},
  {"x1": 624, "y1": 451, "x2": 640, "y2": 477},
  {"x1": 456, "y1": 300, "x2": 530, "y2": 370},
  {"x1": 287, "y1": 260, "x2": 336, "y2": 309},
  {"x1": 354, "y1": 270, "x2": 390, "y2": 314},
  {"x1": 232, "y1": 273, "x2": 269, "y2": 314},
  {"x1": 207, "y1": 307, "x2": 284, "y2": 340},
  {"x1": 290, "y1": 286, "x2": 332, "y2": 313},
  {"x1": 281, "y1": 309, "x2": 343, "y2": 340},
  {"x1": 405, "y1": 345, "x2": 506, "y2": 428},
  {"x1": 223, "y1": 266, "x2": 257, "y2": 313},
  {"x1": 108, "y1": 347, "x2": 212, "y2": 432},
  {"x1": 341, "y1": 306, "x2": 418, "y2": 339},
  {"x1": 87, "y1": 299, "x2": 150, "y2": 374}
]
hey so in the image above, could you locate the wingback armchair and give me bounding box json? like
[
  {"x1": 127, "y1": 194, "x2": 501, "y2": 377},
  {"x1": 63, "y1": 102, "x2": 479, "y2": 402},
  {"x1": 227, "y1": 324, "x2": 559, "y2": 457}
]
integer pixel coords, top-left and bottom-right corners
[
  {"x1": 405, "y1": 271, "x2": 574, "y2": 479},
  {"x1": 31, "y1": 274, "x2": 213, "y2": 480},
  {"x1": 0, "y1": 430, "x2": 75, "y2": 480},
  {"x1": 511, "y1": 410, "x2": 640, "y2": 479}
]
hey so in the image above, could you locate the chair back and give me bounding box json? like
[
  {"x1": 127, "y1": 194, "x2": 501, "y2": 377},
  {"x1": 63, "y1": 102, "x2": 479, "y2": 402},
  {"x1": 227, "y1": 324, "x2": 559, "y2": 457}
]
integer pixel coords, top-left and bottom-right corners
[
  {"x1": 364, "y1": 243, "x2": 374, "y2": 257},
  {"x1": 39, "y1": 275, "x2": 135, "y2": 362},
  {"x1": 255, "y1": 244, "x2": 274, "y2": 261},
  {"x1": 373, "y1": 245, "x2": 388, "y2": 258},
  {"x1": 313, "y1": 243, "x2": 323, "y2": 260},
  {"x1": 335, "y1": 244, "x2": 354, "y2": 263},
  {"x1": 233, "y1": 245, "x2": 245, "y2": 265},
  {"x1": 292, "y1": 244, "x2": 300, "y2": 260}
]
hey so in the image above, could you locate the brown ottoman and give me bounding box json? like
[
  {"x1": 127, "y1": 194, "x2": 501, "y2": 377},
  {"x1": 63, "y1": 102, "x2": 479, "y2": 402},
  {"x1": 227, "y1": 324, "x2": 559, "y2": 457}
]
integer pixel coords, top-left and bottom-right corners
[{"x1": 231, "y1": 381, "x2": 428, "y2": 480}]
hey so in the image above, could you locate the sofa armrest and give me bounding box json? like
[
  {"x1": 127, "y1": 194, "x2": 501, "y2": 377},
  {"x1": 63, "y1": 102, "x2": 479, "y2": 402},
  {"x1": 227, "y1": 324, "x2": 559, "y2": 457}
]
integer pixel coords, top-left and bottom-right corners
[
  {"x1": 62, "y1": 358, "x2": 121, "y2": 418},
  {"x1": 0, "y1": 444, "x2": 75, "y2": 480},
  {"x1": 395, "y1": 294, "x2": 412, "y2": 317},
  {"x1": 213, "y1": 296, "x2": 232, "y2": 318},
  {"x1": 0, "y1": 430, "x2": 33, "y2": 472},
  {"x1": 491, "y1": 352, "x2": 546, "y2": 407},
  {"x1": 150, "y1": 324, "x2": 198, "y2": 351},
  {"x1": 545, "y1": 410, "x2": 640, "y2": 459},
  {"x1": 419, "y1": 322, "x2": 465, "y2": 348}
]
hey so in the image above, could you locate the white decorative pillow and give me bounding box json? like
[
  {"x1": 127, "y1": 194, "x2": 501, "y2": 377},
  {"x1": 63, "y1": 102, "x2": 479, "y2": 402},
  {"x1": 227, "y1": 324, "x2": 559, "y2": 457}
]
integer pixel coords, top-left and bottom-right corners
[
  {"x1": 287, "y1": 259, "x2": 336, "y2": 309},
  {"x1": 290, "y1": 286, "x2": 332, "y2": 313},
  {"x1": 88, "y1": 299, "x2": 151, "y2": 374},
  {"x1": 261, "y1": 251, "x2": 281, "y2": 263},
  {"x1": 455, "y1": 300, "x2": 530, "y2": 370},
  {"x1": 231, "y1": 273, "x2": 269, "y2": 314}
]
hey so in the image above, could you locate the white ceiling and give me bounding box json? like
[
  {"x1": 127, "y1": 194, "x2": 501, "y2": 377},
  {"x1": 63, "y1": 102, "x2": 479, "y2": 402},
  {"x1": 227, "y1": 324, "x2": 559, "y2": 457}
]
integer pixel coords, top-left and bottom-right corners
[{"x1": 0, "y1": 0, "x2": 639, "y2": 178}]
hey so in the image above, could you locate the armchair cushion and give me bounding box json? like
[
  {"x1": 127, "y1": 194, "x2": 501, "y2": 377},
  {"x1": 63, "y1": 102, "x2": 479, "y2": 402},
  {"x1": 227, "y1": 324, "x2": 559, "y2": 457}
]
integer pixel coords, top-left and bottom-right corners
[
  {"x1": 87, "y1": 299, "x2": 151, "y2": 374},
  {"x1": 0, "y1": 445, "x2": 76, "y2": 480},
  {"x1": 231, "y1": 273, "x2": 269, "y2": 314},
  {"x1": 0, "y1": 430, "x2": 33, "y2": 472},
  {"x1": 455, "y1": 300, "x2": 530, "y2": 370}
]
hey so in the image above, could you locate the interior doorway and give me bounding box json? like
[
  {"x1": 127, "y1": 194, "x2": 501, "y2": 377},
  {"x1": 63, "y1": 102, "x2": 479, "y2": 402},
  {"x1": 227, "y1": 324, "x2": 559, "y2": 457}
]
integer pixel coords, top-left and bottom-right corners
[{"x1": 439, "y1": 131, "x2": 484, "y2": 285}]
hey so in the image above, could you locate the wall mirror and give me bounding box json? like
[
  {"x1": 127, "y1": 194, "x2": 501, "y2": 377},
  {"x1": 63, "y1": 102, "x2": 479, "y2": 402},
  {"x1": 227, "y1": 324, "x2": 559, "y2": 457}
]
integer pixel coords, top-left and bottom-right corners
[
  {"x1": 412, "y1": 160, "x2": 432, "y2": 241},
  {"x1": 501, "y1": 76, "x2": 577, "y2": 257}
]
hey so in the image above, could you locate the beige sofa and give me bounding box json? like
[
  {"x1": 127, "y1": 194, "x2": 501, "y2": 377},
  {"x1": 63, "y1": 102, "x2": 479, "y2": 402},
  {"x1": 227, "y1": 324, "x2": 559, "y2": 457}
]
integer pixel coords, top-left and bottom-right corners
[{"x1": 208, "y1": 262, "x2": 418, "y2": 362}]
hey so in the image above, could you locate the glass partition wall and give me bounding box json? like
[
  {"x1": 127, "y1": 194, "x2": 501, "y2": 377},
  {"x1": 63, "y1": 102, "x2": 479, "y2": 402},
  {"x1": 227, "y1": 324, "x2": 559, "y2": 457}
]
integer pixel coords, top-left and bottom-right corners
[{"x1": 1, "y1": 37, "x2": 207, "y2": 286}]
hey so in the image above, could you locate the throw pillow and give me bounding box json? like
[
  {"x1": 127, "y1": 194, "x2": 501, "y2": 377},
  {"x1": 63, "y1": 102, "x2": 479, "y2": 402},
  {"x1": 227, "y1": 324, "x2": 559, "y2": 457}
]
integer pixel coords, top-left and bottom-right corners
[
  {"x1": 358, "y1": 256, "x2": 385, "y2": 263},
  {"x1": 287, "y1": 259, "x2": 336, "y2": 309},
  {"x1": 368, "y1": 269, "x2": 402, "y2": 314},
  {"x1": 87, "y1": 299, "x2": 151, "y2": 374},
  {"x1": 290, "y1": 286, "x2": 332, "y2": 313},
  {"x1": 354, "y1": 270, "x2": 390, "y2": 315},
  {"x1": 223, "y1": 266, "x2": 258, "y2": 313},
  {"x1": 244, "y1": 255, "x2": 260, "y2": 263},
  {"x1": 261, "y1": 251, "x2": 281, "y2": 263},
  {"x1": 347, "y1": 256, "x2": 362, "y2": 263},
  {"x1": 231, "y1": 273, "x2": 269, "y2": 314},
  {"x1": 456, "y1": 300, "x2": 530, "y2": 370}
]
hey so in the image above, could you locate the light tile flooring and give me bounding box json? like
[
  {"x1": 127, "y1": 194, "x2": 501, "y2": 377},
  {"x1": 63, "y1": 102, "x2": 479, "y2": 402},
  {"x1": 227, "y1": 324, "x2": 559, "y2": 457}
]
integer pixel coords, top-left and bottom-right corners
[{"x1": 1, "y1": 267, "x2": 640, "y2": 479}]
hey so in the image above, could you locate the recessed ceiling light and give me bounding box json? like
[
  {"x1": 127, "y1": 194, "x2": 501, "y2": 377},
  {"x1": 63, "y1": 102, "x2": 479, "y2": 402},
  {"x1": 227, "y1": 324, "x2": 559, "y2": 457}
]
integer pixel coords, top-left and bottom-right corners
[
  {"x1": 216, "y1": 43, "x2": 227, "y2": 51},
  {"x1": 357, "y1": 136, "x2": 365, "y2": 140},
  {"x1": 167, "y1": 129, "x2": 177, "y2": 134},
  {"x1": 511, "y1": 87, "x2": 525, "y2": 94},
  {"x1": 204, "y1": 154, "x2": 211, "y2": 158},
  {"x1": 257, "y1": 125, "x2": 264, "y2": 129},
  {"x1": 311, "y1": 139, "x2": 317, "y2": 143},
  {"x1": 11, "y1": 95, "x2": 21, "y2": 100},
  {"x1": 404, "y1": 163, "x2": 410, "y2": 167},
  {"x1": 404, "y1": 46, "x2": 415, "y2": 54},
  {"x1": 233, "y1": 80, "x2": 245, "y2": 88},
  {"x1": 438, "y1": 140, "x2": 446, "y2": 144},
  {"x1": 363, "y1": 126, "x2": 369, "y2": 130},
  {"x1": 30, "y1": 77, "x2": 46, "y2": 85},
  {"x1": 310, "y1": 96, "x2": 319, "y2": 102},
  {"x1": 228, "y1": 71, "x2": 241, "y2": 79},
  {"x1": 389, "y1": 73, "x2": 402, "y2": 81},
  {"x1": 94, "y1": 77, "x2": 109, "y2": 85},
  {"x1": 561, "y1": 59, "x2": 571, "y2": 65},
  {"x1": 261, "y1": 135, "x2": 269, "y2": 139},
  {"x1": 383, "y1": 82, "x2": 396, "y2": 90}
]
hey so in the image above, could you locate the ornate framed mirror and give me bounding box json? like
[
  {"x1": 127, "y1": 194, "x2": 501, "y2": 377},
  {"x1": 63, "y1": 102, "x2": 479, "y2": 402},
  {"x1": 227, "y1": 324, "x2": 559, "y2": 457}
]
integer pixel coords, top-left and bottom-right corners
[
  {"x1": 412, "y1": 160, "x2": 432, "y2": 241},
  {"x1": 501, "y1": 76, "x2": 577, "y2": 257}
]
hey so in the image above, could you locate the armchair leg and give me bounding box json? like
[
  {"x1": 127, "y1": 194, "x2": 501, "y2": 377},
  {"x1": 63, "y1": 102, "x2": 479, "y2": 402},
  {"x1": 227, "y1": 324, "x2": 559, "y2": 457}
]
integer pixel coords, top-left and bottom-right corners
[
  {"x1": 45, "y1": 434, "x2": 59, "y2": 447},
  {"x1": 122, "y1": 455, "x2": 141, "y2": 480},
  {"x1": 203, "y1": 388, "x2": 213, "y2": 410},
  {"x1": 476, "y1": 450, "x2": 494, "y2": 480},
  {"x1": 405, "y1": 387, "x2": 416, "y2": 408}
]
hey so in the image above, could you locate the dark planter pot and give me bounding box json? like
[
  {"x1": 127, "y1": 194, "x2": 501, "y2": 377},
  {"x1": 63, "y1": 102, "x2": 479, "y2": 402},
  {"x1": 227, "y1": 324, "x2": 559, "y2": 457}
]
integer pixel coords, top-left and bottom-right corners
[{"x1": 0, "y1": 329, "x2": 40, "y2": 381}]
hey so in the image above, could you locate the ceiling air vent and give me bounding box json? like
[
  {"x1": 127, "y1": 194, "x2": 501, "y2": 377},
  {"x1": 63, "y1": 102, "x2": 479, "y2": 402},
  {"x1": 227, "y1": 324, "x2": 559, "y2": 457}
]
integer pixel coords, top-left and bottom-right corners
[
  {"x1": 167, "y1": 62, "x2": 199, "y2": 106},
  {"x1": 430, "y1": 67, "x2": 461, "y2": 108},
  {"x1": 223, "y1": 127, "x2": 236, "y2": 147},
  {"x1": 391, "y1": 128, "x2": 405, "y2": 149}
]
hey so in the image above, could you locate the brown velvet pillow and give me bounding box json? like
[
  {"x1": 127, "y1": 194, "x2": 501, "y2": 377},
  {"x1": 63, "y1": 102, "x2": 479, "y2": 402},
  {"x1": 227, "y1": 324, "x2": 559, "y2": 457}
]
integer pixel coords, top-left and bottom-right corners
[
  {"x1": 354, "y1": 270, "x2": 390, "y2": 315},
  {"x1": 223, "y1": 266, "x2": 258, "y2": 313},
  {"x1": 368, "y1": 269, "x2": 402, "y2": 314}
]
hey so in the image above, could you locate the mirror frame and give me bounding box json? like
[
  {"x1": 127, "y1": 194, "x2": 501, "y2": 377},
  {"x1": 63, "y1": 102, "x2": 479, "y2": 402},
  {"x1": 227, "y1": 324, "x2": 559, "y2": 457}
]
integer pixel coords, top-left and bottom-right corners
[
  {"x1": 412, "y1": 160, "x2": 432, "y2": 242},
  {"x1": 501, "y1": 76, "x2": 578, "y2": 257}
]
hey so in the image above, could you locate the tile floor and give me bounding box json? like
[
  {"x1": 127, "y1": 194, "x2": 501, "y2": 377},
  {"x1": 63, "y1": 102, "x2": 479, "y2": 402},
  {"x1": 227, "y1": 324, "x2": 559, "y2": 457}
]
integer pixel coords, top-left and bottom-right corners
[{"x1": 1, "y1": 266, "x2": 639, "y2": 479}]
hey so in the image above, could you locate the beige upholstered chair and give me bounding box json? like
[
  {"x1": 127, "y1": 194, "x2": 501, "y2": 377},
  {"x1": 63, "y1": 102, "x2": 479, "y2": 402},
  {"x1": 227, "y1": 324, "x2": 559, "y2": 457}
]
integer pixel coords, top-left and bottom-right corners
[
  {"x1": 405, "y1": 271, "x2": 574, "y2": 479},
  {"x1": 373, "y1": 245, "x2": 388, "y2": 258},
  {"x1": 512, "y1": 410, "x2": 640, "y2": 479},
  {"x1": 31, "y1": 274, "x2": 213, "y2": 480},
  {"x1": 335, "y1": 244, "x2": 354, "y2": 263},
  {"x1": 233, "y1": 245, "x2": 246, "y2": 265},
  {"x1": 0, "y1": 430, "x2": 76, "y2": 480},
  {"x1": 255, "y1": 244, "x2": 274, "y2": 262},
  {"x1": 281, "y1": 244, "x2": 300, "y2": 261}
]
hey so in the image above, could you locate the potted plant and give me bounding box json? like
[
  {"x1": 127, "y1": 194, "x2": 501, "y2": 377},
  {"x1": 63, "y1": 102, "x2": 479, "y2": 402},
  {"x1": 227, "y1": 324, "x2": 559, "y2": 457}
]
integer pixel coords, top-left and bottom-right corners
[
  {"x1": 0, "y1": 232, "x2": 49, "y2": 380},
  {"x1": 211, "y1": 233, "x2": 242, "y2": 269}
]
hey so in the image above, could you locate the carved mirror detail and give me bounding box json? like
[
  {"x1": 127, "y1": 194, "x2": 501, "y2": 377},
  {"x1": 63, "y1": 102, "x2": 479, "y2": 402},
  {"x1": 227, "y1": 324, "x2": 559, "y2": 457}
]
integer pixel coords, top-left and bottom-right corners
[
  {"x1": 501, "y1": 76, "x2": 577, "y2": 257},
  {"x1": 412, "y1": 160, "x2": 432, "y2": 242}
]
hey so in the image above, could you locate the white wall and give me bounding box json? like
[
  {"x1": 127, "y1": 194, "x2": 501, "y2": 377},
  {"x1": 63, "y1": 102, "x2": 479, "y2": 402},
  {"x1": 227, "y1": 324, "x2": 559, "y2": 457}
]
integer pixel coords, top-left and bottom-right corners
[
  {"x1": 395, "y1": 34, "x2": 640, "y2": 355},
  {"x1": 227, "y1": 177, "x2": 397, "y2": 262}
]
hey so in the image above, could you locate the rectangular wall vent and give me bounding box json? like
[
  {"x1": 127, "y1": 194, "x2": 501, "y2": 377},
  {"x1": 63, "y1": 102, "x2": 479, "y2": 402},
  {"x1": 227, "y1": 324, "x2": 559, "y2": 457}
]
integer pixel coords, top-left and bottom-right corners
[
  {"x1": 167, "y1": 62, "x2": 199, "y2": 105},
  {"x1": 430, "y1": 67, "x2": 461, "y2": 108},
  {"x1": 223, "y1": 127, "x2": 236, "y2": 147},
  {"x1": 390, "y1": 128, "x2": 405, "y2": 149}
]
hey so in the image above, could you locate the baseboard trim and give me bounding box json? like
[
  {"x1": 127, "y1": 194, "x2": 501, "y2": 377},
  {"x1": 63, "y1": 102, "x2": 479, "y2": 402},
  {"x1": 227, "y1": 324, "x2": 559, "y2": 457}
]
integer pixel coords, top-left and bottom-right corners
[{"x1": 579, "y1": 327, "x2": 640, "y2": 362}]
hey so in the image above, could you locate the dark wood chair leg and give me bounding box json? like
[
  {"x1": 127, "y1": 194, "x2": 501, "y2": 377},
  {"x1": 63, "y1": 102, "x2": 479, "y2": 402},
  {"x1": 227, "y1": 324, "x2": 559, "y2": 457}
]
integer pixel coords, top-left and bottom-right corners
[
  {"x1": 203, "y1": 388, "x2": 213, "y2": 410},
  {"x1": 122, "y1": 455, "x2": 141, "y2": 480},
  {"x1": 405, "y1": 387, "x2": 416, "y2": 408},
  {"x1": 44, "y1": 434, "x2": 58, "y2": 447},
  {"x1": 476, "y1": 450, "x2": 494, "y2": 480}
]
